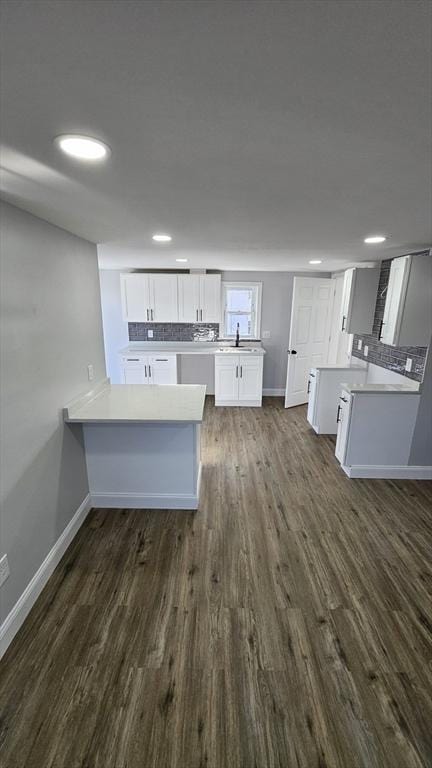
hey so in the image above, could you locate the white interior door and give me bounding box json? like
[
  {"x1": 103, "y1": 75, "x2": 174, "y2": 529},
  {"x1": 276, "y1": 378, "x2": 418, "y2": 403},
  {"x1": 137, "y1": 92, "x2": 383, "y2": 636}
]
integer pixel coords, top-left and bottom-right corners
[{"x1": 284, "y1": 277, "x2": 332, "y2": 408}]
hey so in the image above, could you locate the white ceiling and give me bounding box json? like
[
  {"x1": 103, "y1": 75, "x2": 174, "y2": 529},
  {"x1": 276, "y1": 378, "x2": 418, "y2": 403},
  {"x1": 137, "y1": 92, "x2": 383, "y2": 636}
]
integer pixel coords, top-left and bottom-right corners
[{"x1": 1, "y1": 0, "x2": 430, "y2": 272}]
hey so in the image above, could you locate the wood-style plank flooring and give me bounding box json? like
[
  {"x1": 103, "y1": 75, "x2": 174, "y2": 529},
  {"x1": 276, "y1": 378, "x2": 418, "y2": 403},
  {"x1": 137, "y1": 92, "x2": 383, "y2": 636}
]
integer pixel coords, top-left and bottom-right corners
[{"x1": 1, "y1": 397, "x2": 432, "y2": 768}]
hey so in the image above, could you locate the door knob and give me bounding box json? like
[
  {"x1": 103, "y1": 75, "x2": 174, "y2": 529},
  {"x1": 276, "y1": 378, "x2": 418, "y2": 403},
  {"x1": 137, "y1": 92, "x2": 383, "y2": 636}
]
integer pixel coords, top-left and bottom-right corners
[{"x1": 288, "y1": 350, "x2": 297, "y2": 355}]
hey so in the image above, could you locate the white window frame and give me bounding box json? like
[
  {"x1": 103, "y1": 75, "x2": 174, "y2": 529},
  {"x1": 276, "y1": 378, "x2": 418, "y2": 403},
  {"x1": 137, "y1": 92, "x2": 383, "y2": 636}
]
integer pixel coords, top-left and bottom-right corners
[{"x1": 220, "y1": 281, "x2": 262, "y2": 339}]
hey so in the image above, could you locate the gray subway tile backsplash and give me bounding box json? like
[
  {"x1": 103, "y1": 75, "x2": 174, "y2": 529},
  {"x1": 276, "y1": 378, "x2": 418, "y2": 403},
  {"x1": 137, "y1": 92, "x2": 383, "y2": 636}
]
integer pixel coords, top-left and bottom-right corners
[
  {"x1": 129, "y1": 322, "x2": 220, "y2": 342},
  {"x1": 351, "y1": 255, "x2": 428, "y2": 382}
]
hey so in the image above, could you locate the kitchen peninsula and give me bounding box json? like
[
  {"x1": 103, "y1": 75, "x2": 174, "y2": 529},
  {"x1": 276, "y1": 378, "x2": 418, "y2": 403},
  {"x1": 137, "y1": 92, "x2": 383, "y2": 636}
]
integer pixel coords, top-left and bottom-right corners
[{"x1": 64, "y1": 381, "x2": 206, "y2": 509}]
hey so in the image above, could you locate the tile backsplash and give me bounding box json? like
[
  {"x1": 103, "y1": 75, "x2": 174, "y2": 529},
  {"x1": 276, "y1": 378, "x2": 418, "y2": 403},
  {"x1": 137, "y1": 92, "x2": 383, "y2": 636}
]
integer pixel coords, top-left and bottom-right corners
[
  {"x1": 129, "y1": 322, "x2": 220, "y2": 342},
  {"x1": 351, "y1": 257, "x2": 428, "y2": 382}
]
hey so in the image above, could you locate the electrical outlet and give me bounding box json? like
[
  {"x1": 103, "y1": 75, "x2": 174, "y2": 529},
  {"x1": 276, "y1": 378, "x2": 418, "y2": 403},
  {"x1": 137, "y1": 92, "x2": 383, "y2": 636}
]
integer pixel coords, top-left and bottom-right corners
[
  {"x1": 357, "y1": 339, "x2": 362, "y2": 350},
  {"x1": 147, "y1": 329, "x2": 154, "y2": 339},
  {"x1": 364, "y1": 345, "x2": 369, "y2": 357},
  {"x1": 0, "y1": 554, "x2": 10, "y2": 587},
  {"x1": 405, "y1": 357, "x2": 413, "y2": 372},
  {"x1": 87, "y1": 364, "x2": 94, "y2": 381},
  {"x1": 262, "y1": 330, "x2": 270, "y2": 339}
]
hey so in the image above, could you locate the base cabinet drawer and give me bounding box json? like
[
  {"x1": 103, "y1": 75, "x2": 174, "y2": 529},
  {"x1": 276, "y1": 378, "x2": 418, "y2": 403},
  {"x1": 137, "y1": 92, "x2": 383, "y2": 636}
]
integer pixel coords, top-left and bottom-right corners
[{"x1": 120, "y1": 354, "x2": 177, "y2": 385}]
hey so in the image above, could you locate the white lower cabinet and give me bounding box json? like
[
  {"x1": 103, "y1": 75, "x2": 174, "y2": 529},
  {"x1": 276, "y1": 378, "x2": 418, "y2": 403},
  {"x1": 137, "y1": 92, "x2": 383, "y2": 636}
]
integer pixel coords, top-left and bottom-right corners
[
  {"x1": 307, "y1": 366, "x2": 367, "y2": 434},
  {"x1": 120, "y1": 354, "x2": 177, "y2": 385},
  {"x1": 335, "y1": 392, "x2": 352, "y2": 464},
  {"x1": 215, "y1": 354, "x2": 263, "y2": 406},
  {"x1": 335, "y1": 387, "x2": 421, "y2": 476}
]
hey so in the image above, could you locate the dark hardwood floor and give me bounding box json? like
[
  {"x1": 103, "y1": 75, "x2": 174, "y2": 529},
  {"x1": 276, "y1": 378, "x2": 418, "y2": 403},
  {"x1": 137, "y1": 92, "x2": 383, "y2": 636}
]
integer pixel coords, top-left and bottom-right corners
[{"x1": 1, "y1": 397, "x2": 432, "y2": 768}]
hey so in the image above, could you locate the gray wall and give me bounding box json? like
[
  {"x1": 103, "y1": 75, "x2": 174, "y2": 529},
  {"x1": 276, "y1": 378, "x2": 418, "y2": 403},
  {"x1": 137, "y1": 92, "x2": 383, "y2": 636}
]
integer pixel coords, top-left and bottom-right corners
[
  {"x1": 100, "y1": 268, "x2": 326, "y2": 390},
  {"x1": 222, "y1": 270, "x2": 325, "y2": 390},
  {"x1": 0, "y1": 202, "x2": 106, "y2": 624},
  {"x1": 409, "y1": 343, "x2": 432, "y2": 466}
]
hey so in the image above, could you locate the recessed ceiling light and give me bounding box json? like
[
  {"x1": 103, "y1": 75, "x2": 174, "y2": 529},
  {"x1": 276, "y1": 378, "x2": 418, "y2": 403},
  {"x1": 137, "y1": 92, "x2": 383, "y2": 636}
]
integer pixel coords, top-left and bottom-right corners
[
  {"x1": 364, "y1": 235, "x2": 387, "y2": 244},
  {"x1": 176, "y1": 258, "x2": 188, "y2": 262},
  {"x1": 152, "y1": 234, "x2": 172, "y2": 243},
  {"x1": 54, "y1": 134, "x2": 110, "y2": 160},
  {"x1": 309, "y1": 259, "x2": 322, "y2": 264}
]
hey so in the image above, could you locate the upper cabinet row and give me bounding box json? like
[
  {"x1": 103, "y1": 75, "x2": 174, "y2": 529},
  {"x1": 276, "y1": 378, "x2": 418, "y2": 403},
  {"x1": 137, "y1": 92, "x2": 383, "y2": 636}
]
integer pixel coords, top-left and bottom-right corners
[
  {"x1": 340, "y1": 267, "x2": 380, "y2": 335},
  {"x1": 120, "y1": 273, "x2": 221, "y2": 323},
  {"x1": 380, "y1": 252, "x2": 432, "y2": 347}
]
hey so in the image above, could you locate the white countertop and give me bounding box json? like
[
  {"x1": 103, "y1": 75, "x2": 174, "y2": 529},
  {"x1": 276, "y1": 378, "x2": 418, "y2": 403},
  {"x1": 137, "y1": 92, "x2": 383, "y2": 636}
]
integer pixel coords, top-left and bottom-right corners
[
  {"x1": 64, "y1": 383, "x2": 206, "y2": 423},
  {"x1": 341, "y1": 383, "x2": 421, "y2": 395},
  {"x1": 120, "y1": 342, "x2": 265, "y2": 356},
  {"x1": 311, "y1": 364, "x2": 366, "y2": 371}
]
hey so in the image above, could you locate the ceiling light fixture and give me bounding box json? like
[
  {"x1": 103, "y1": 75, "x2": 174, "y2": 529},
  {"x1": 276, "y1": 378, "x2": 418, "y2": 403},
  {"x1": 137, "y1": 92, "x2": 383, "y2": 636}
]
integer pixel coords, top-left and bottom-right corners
[
  {"x1": 54, "y1": 134, "x2": 110, "y2": 160},
  {"x1": 309, "y1": 259, "x2": 322, "y2": 264},
  {"x1": 152, "y1": 234, "x2": 172, "y2": 243},
  {"x1": 364, "y1": 235, "x2": 387, "y2": 244},
  {"x1": 176, "y1": 258, "x2": 188, "y2": 262}
]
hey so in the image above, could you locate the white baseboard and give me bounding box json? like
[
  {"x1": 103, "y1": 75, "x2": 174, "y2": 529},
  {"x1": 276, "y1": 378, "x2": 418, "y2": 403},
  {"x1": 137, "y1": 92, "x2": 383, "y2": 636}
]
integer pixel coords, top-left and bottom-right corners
[
  {"x1": 215, "y1": 399, "x2": 262, "y2": 407},
  {"x1": 0, "y1": 493, "x2": 91, "y2": 660},
  {"x1": 263, "y1": 388, "x2": 285, "y2": 396},
  {"x1": 90, "y1": 491, "x2": 200, "y2": 510},
  {"x1": 342, "y1": 464, "x2": 432, "y2": 480}
]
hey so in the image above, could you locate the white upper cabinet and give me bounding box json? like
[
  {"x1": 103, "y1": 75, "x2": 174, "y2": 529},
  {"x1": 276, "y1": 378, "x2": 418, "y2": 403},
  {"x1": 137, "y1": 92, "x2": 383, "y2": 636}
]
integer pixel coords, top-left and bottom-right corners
[
  {"x1": 120, "y1": 274, "x2": 149, "y2": 322},
  {"x1": 121, "y1": 273, "x2": 178, "y2": 322},
  {"x1": 380, "y1": 252, "x2": 432, "y2": 347},
  {"x1": 339, "y1": 267, "x2": 380, "y2": 334},
  {"x1": 178, "y1": 275, "x2": 201, "y2": 322},
  {"x1": 178, "y1": 274, "x2": 221, "y2": 323},
  {"x1": 200, "y1": 275, "x2": 221, "y2": 322},
  {"x1": 151, "y1": 274, "x2": 178, "y2": 322}
]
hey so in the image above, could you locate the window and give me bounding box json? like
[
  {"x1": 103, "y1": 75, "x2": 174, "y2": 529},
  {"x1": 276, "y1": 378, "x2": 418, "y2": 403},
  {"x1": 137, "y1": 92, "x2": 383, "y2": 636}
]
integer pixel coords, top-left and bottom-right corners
[{"x1": 221, "y1": 282, "x2": 262, "y2": 339}]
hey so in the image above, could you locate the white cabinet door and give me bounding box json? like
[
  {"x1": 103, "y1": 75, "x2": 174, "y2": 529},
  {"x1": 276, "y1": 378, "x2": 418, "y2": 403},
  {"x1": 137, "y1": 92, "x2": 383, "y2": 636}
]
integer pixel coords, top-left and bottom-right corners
[
  {"x1": 150, "y1": 275, "x2": 178, "y2": 323},
  {"x1": 147, "y1": 355, "x2": 177, "y2": 385},
  {"x1": 306, "y1": 370, "x2": 318, "y2": 426},
  {"x1": 178, "y1": 275, "x2": 201, "y2": 323},
  {"x1": 200, "y1": 275, "x2": 221, "y2": 323},
  {"x1": 120, "y1": 274, "x2": 150, "y2": 321},
  {"x1": 122, "y1": 364, "x2": 148, "y2": 384},
  {"x1": 238, "y1": 355, "x2": 263, "y2": 402},
  {"x1": 335, "y1": 393, "x2": 352, "y2": 464},
  {"x1": 340, "y1": 269, "x2": 353, "y2": 333},
  {"x1": 215, "y1": 356, "x2": 239, "y2": 402},
  {"x1": 381, "y1": 256, "x2": 410, "y2": 345}
]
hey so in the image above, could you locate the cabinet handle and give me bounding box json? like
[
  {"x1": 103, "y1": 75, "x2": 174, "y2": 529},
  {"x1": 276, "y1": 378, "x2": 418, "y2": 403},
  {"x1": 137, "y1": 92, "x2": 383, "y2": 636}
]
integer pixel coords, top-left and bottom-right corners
[
  {"x1": 144, "y1": 365, "x2": 147, "y2": 377},
  {"x1": 378, "y1": 320, "x2": 385, "y2": 340},
  {"x1": 336, "y1": 404, "x2": 342, "y2": 423},
  {"x1": 307, "y1": 379, "x2": 311, "y2": 394},
  {"x1": 151, "y1": 309, "x2": 154, "y2": 321},
  {"x1": 148, "y1": 365, "x2": 152, "y2": 378},
  {"x1": 240, "y1": 365, "x2": 243, "y2": 378},
  {"x1": 146, "y1": 309, "x2": 149, "y2": 321},
  {"x1": 341, "y1": 315, "x2": 346, "y2": 331},
  {"x1": 236, "y1": 365, "x2": 238, "y2": 378},
  {"x1": 200, "y1": 309, "x2": 203, "y2": 321},
  {"x1": 196, "y1": 309, "x2": 199, "y2": 322}
]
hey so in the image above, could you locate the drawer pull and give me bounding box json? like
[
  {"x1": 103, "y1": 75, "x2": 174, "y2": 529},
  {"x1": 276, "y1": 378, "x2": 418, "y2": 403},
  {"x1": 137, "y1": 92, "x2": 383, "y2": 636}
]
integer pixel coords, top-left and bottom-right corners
[
  {"x1": 155, "y1": 358, "x2": 169, "y2": 362},
  {"x1": 127, "y1": 358, "x2": 140, "y2": 362}
]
